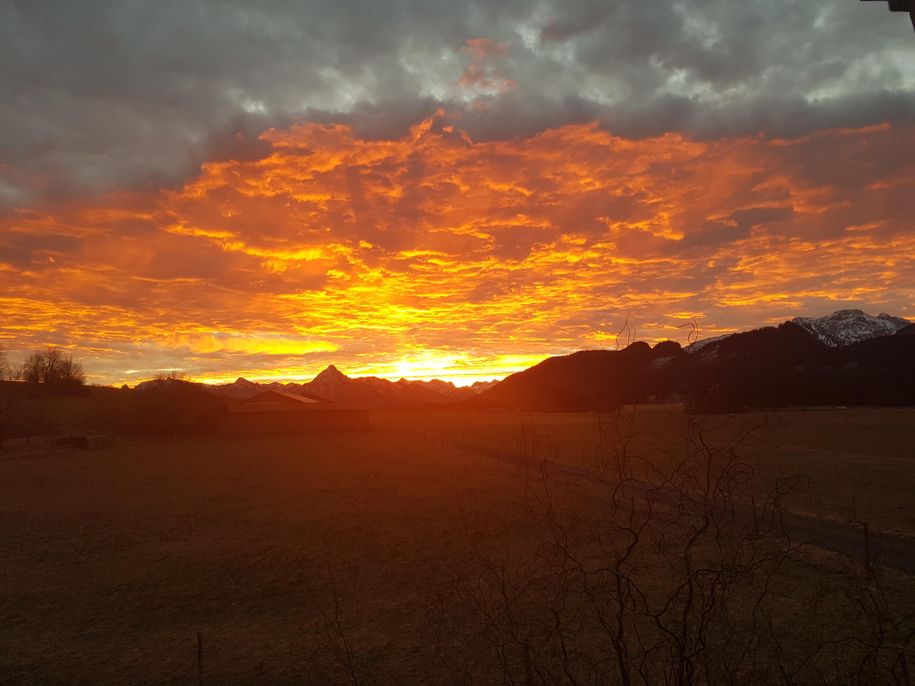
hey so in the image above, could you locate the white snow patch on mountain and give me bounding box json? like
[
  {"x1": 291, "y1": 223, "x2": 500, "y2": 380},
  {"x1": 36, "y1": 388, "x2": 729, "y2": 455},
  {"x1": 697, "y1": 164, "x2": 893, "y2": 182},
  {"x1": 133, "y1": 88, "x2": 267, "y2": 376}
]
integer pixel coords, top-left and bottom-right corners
[
  {"x1": 792, "y1": 309, "x2": 910, "y2": 347},
  {"x1": 684, "y1": 334, "x2": 733, "y2": 354}
]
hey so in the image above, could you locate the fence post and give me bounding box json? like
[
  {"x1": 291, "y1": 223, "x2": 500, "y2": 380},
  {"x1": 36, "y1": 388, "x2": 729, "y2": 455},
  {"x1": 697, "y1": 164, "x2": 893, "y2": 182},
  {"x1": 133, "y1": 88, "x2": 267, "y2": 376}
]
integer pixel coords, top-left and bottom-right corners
[
  {"x1": 863, "y1": 522, "x2": 872, "y2": 572},
  {"x1": 197, "y1": 631, "x2": 204, "y2": 686},
  {"x1": 524, "y1": 643, "x2": 534, "y2": 686}
]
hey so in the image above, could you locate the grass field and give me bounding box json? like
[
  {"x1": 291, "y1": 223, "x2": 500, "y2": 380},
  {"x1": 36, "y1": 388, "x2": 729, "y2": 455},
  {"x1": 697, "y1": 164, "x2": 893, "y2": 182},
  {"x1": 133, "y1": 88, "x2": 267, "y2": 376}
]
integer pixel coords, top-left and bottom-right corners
[
  {"x1": 381, "y1": 405, "x2": 915, "y2": 535},
  {"x1": 1, "y1": 407, "x2": 914, "y2": 684},
  {"x1": 0, "y1": 428, "x2": 532, "y2": 684}
]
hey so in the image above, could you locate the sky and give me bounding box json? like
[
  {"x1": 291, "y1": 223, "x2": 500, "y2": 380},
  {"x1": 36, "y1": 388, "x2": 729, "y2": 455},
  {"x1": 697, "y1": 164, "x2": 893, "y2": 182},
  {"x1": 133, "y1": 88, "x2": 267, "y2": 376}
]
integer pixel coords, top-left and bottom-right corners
[{"x1": 1, "y1": 0, "x2": 914, "y2": 386}]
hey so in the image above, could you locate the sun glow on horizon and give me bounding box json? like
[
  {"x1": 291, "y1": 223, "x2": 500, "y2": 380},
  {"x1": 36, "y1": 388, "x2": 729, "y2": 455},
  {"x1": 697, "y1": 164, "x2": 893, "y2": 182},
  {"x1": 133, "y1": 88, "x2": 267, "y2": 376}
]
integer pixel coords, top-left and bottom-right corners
[
  {"x1": 145, "y1": 351, "x2": 548, "y2": 389},
  {"x1": 2, "y1": 116, "x2": 914, "y2": 386}
]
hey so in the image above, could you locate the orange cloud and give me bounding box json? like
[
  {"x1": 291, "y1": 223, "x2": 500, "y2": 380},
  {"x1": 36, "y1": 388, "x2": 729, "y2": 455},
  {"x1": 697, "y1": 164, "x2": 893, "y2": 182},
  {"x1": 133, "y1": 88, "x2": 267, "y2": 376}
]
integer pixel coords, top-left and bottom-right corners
[
  {"x1": 1, "y1": 117, "x2": 913, "y2": 385},
  {"x1": 458, "y1": 37, "x2": 515, "y2": 97},
  {"x1": 462, "y1": 38, "x2": 509, "y2": 60}
]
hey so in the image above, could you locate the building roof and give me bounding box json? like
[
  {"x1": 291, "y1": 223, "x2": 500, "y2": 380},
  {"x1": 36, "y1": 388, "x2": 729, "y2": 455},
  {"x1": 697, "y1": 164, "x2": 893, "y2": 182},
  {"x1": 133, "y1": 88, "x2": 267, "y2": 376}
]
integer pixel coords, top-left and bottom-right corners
[
  {"x1": 863, "y1": 0, "x2": 915, "y2": 30},
  {"x1": 229, "y1": 390, "x2": 333, "y2": 413}
]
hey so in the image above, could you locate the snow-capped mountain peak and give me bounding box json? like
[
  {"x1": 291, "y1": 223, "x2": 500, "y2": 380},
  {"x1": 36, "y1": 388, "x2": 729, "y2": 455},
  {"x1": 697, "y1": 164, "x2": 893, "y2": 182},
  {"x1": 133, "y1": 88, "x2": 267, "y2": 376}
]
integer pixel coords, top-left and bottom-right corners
[{"x1": 792, "y1": 309, "x2": 910, "y2": 347}]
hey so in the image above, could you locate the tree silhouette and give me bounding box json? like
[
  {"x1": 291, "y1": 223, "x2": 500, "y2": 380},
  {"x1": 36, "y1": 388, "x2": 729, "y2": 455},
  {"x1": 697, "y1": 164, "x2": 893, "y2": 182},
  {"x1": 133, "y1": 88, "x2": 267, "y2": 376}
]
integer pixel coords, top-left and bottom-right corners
[
  {"x1": 0, "y1": 344, "x2": 10, "y2": 380},
  {"x1": 17, "y1": 347, "x2": 85, "y2": 386},
  {"x1": 426, "y1": 409, "x2": 915, "y2": 684}
]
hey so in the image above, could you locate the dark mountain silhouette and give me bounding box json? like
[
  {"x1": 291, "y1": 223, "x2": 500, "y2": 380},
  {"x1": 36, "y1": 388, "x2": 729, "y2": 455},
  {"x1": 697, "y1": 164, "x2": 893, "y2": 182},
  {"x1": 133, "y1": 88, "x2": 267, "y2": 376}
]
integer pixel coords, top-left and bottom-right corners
[
  {"x1": 686, "y1": 309, "x2": 911, "y2": 353},
  {"x1": 683, "y1": 322, "x2": 831, "y2": 411},
  {"x1": 210, "y1": 365, "x2": 496, "y2": 408},
  {"x1": 214, "y1": 377, "x2": 324, "y2": 401},
  {"x1": 469, "y1": 341, "x2": 685, "y2": 411},
  {"x1": 684, "y1": 318, "x2": 915, "y2": 410},
  {"x1": 792, "y1": 309, "x2": 910, "y2": 346},
  {"x1": 305, "y1": 365, "x2": 444, "y2": 407},
  {"x1": 183, "y1": 309, "x2": 915, "y2": 412},
  {"x1": 472, "y1": 318, "x2": 915, "y2": 412},
  {"x1": 216, "y1": 377, "x2": 264, "y2": 400}
]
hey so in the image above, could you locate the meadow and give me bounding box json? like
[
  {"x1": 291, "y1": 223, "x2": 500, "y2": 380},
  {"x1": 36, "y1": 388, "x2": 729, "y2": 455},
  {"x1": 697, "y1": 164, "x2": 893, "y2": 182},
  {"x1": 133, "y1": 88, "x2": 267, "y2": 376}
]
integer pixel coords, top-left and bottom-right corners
[
  {"x1": 1, "y1": 406, "x2": 914, "y2": 684},
  {"x1": 382, "y1": 405, "x2": 915, "y2": 535}
]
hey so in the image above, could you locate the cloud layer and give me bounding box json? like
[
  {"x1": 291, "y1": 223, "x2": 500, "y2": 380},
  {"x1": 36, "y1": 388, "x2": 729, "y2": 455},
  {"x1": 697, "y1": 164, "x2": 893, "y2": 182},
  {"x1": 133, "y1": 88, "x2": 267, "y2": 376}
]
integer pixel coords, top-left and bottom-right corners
[
  {"x1": 2, "y1": 117, "x2": 913, "y2": 383},
  {"x1": 2, "y1": 0, "x2": 914, "y2": 208}
]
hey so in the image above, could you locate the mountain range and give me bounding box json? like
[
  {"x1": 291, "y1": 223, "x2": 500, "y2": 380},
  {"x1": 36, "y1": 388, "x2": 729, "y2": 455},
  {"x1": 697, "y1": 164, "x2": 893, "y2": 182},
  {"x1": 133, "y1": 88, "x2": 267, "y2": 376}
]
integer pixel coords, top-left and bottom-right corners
[
  {"x1": 208, "y1": 364, "x2": 497, "y2": 408},
  {"x1": 469, "y1": 309, "x2": 915, "y2": 412},
  {"x1": 168, "y1": 308, "x2": 913, "y2": 412},
  {"x1": 684, "y1": 309, "x2": 912, "y2": 353},
  {"x1": 791, "y1": 310, "x2": 910, "y2": 347}
]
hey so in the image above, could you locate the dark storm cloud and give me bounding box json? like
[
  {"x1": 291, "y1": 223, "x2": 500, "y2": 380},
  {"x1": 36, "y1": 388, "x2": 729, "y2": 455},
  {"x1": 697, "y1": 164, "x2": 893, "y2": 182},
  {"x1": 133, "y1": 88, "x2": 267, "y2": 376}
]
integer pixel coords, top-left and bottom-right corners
[{"x1": 1, "y1": 0, "x2": 913, "y2": 208}]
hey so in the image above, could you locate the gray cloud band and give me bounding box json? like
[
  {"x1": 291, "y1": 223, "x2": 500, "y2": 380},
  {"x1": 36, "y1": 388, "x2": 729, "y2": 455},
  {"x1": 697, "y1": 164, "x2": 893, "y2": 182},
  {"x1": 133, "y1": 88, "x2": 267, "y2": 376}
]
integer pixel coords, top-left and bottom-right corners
[{"x1": 1, "y1": 0, "x2": 913, "y2": 208}]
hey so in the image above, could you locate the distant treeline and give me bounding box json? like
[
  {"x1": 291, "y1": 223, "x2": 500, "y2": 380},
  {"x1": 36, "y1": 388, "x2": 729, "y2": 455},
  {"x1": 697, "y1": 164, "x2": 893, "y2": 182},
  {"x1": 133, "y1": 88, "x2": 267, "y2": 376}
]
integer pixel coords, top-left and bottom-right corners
[
  {"x1": 0, "y1": 345, "x2": 232, "y2": 445},
  {"x1": 3, "y1": 321, "x2": 914, "y2": 446},
  {"x1": 0, "y1": 378, "x2": 227, "y2": 446}
]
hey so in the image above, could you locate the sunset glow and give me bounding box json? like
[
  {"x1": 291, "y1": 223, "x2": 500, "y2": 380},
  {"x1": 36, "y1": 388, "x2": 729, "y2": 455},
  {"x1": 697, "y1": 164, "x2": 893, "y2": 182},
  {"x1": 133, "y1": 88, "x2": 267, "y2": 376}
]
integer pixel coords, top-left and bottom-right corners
[
  {"x1": 4, "y1": 6, "x2": 915, "y2": 684},
  {"x1": 2, "y1": 1, "x2": 914, "y2": 386},
  {"x1": 2, "y1": 119, "x2": 914, "y2": 385}
]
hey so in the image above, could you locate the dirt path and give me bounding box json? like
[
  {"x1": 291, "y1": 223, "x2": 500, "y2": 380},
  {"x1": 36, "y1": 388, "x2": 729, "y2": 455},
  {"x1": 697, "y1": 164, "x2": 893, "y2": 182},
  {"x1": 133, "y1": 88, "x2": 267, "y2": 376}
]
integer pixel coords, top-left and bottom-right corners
[{"x1": 452, "y1": 439, "x2": 915, "y2": 575}]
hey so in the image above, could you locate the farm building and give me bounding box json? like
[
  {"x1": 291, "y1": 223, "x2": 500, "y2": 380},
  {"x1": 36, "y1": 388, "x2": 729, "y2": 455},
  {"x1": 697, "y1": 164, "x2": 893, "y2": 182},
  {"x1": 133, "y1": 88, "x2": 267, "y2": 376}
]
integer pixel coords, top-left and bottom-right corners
[{"x1": 222, "y1": 390, "x2": 370, "y2": 435}]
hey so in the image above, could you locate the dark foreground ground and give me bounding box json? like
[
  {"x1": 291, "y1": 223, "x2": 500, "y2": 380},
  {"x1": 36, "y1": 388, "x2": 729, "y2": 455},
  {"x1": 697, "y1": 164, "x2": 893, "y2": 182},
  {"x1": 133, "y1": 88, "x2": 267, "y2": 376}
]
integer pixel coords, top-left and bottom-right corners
[{"x1": 1, "y1": 407, "x2": 914, "y2": 684}]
